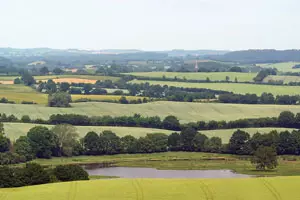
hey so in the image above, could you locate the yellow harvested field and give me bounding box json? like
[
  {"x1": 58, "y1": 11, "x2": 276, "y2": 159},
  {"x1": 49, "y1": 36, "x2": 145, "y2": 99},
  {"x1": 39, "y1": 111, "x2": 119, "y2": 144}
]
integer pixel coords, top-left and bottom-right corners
[
  {"x1": 0, "y1": 80, "x2": 14, "y2": 84},
  {"x1": 45, "y1": 78, "x2": 97, "y2": 84},
  {"x1": 1, "y1": 177, "x2": 300, "y2": 200}
]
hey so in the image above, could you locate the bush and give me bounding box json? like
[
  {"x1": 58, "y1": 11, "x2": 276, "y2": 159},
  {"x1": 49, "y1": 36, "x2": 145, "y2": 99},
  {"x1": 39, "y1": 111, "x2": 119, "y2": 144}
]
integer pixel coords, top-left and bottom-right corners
[
  {"x1": 48, "y1": 92, "x2": 72, "y2": 107},
  {"x1": 53, "y1": 165, "x2": 89, "y2": 182}
]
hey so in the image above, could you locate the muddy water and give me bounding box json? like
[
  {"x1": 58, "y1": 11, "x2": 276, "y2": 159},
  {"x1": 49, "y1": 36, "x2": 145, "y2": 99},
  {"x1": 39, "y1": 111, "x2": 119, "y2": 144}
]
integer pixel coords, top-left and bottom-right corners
[{"x1": 83, "y1": 166, "x2": 250, "y2": 178}]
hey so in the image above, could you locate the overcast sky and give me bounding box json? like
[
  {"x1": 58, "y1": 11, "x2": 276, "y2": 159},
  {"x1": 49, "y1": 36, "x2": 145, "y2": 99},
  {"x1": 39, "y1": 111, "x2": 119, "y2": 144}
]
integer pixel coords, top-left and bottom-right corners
[{"x1": 0, "y1": 0, "x2": 299, "y2": 50}]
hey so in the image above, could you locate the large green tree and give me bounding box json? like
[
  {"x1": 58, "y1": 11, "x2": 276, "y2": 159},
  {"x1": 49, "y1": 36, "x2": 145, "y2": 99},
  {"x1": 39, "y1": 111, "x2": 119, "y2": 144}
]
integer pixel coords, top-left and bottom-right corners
[
  {"x1": 180, "y1": 127, "x2": 197, "y2": 151},
  {"x1": 229, "y1": 129, "x2": 250, "y2": 155},
  {"x1": 27, "y1": 126, "x2": 57, "y2": 158},
  {"x1": 83, "y1": 131, "x2": 100, "y2": 155},
  {"x1": 14, "y1": 136, "x2": 33, "y2": 161},
  {"x1": 162, "y1": 115, "x2": 180, "y2": 130},
  {"x1": 251, "y1": 146, "x2": 278, "y2": 170},
  {"x1": 51, "y1": 124, "x2": 79, "y2": 156},
  {"x1": 48, "y1": 92, "x2": 72, "y2": 107}
]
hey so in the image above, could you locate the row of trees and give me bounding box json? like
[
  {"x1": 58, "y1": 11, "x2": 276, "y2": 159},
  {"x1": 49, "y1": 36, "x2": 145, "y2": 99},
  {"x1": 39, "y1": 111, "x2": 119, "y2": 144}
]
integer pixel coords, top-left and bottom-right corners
[
  {"x1": 219, "y1": 93, "x2": 300, "y2": 105},
  {"x1": 1, "y1": 111, "x2": 300, "y2": 132}
]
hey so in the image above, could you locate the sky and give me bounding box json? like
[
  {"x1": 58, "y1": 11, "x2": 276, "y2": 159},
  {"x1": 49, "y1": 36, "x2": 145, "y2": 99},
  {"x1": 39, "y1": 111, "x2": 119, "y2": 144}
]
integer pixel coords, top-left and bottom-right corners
[{"x1": 0, "y1": 0, "x2": 299, "y2": 50}]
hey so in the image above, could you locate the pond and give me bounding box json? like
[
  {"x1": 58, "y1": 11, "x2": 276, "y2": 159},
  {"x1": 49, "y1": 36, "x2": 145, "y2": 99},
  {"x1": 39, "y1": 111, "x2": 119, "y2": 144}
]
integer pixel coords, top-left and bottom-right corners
[{"x1": 83, "y1": 166, "x2": 250, "y2": 178}]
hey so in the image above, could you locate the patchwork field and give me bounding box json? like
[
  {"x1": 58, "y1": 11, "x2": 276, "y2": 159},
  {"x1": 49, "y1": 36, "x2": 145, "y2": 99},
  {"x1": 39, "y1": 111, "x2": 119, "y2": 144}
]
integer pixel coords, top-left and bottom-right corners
[
  {"x1": 1, "y1": 101, "x2": 300, "y2": 122},
  {"x1": 130, "y1": 80, "x2": 300, "y2": 95},
  {"x1": 72, "y1": 94, "x2": 143, "y2": 102},
  {"x1": 126, "y1": 72, "x2": 257, "y2": 82},
  {"x1": 3, "y1": 123, "x2": 292, "y2": 143},
  {"x1": 0, "y1": 177, "x2": 299, "y2": 200},
  {"x1": 263, "y1": 75, "x2": 300, "y2": 84},
  {"x1": 0, "y1": 85, "x2": 47, "y2": 104},
  {"x1": 3, "y1": 123, "x2": 173, "y2": 140},
  {"x1": 0, "y1": 75, "x2": 120, "y2": 82},
  {"x1": 258, "y1": 62, "x2": 300, "y2": 72}
]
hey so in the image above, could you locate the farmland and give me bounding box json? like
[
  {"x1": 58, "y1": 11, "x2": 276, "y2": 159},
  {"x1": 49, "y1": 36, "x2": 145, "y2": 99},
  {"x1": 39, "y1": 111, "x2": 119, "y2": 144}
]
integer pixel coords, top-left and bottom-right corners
[
  {"x1": 1, "y1": 101, "x2": 300, "y2": 122},
  {"x1": 258, "y1": 62, "x2": 300, "y2": 72},
  {"x1": 263, "y1": 75, "x2": 300, "y2": 84},
  {"x1": 1, "y1": 176, "x2": 299, "y2": 200},
  {"x1": 0, "y1": 74, "x2": 120, "y2": 82},
  {"x1": 130, "y1": 80, "x2": 300, "y2": 95},
  {"x1": 126, "y1": 72, "x2": 257, "y2": 82},
  {"x1": 71, "y1": 94, "x2": 143, "y2": 102},
  {"x1": 0, "y1": 85, "x2": 47, "y2": 104},
  {"x1": 3, "y1": 123, "x2": 173, "y2": 140},
  {"x1": 3, "y1": 122, "x2": 293, "y2": 143}
]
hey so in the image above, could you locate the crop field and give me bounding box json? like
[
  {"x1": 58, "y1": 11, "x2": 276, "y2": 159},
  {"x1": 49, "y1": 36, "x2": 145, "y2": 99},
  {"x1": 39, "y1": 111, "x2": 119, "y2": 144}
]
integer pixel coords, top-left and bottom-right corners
[
  {"x1": 258, "y1": 62, "x2": 300, "y2": 72},
  {"x1": 3, "y1": 123, "x2": 173, "y2": 140},
  {"x1": 0, "y1": 177, "x2": 299, "y2": 200},
  {"x1": 72, "y1": 94, "x2": 142, "y2": 102},
  {"x1": 0, "y1": 85, "x2": 47, "y2": 104},
  {"x1": 0, "y1": 75, "x2": 120, "y2": 82},
  {"x1": 126, "y1": 72, "x2": 257, "y2": 82},
  {"x1": 1, "y1": 101, "x2": 300, "y2": 122},
  {"x1": 130, "y1": 80, "x2": 300, "y2": 95},
  {"x1": 263, "y1": 75, "x2": 300, "y2": 84}
]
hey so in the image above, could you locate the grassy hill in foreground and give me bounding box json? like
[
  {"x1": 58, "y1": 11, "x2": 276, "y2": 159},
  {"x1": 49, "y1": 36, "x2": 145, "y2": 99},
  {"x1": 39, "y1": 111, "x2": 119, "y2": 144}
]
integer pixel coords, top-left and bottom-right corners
[
  {"x1": 3, "y1": 123, "x2": 294, "y2": 143},
  {"x1": 130, "y1": 80, "x2": 300, "y2": 95},
  {"x1": 1, "y1": 101, "x2": 300, "y2": 122},
  {"x1": 1, "y1": 177, "x2": 299, "y2": 200}
]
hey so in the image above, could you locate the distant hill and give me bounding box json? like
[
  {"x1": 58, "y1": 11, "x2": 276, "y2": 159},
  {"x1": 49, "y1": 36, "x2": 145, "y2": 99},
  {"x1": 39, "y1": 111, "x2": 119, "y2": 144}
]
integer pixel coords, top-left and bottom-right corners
[
  {"x1": 207, "y1": 49, "x2": 300, "y2": 63},
  {"x1": 0, "y1": 56, "x2": 12, "y2": 68},
  {"x1": 165, "y1": 49, "x2": 229, "y2": 57}
]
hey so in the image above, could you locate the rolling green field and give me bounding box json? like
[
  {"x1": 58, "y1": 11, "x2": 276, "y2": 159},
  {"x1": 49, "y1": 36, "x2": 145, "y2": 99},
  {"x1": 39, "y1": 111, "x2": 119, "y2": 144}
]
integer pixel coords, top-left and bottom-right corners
[
  {"x1": 1, "y1": 101, "x2": 300, "y2": 122},
  {"x1": 1, "y1": 177, "x2": 299, "y2": 200},
  {"x1": 130, "y1": 79, "x2": 300, "y2": 95},
  {"x1": 3, "y1": 123, "x2": 173, "y2": 141},
  {"x1": 263, "y1": 75, "x2": 300, "y2": 84},
  {"x1": 258, "y1": 62, "x2": 300, "y2": 72},
  {"x1": 125, "y1": 72, "x2": 257, "y2": 82},
  {"x1": 3, "y1": 122, "x2": 293, "y2": 143},
  {"x1": 72, "y1": 94, "x2": 145, "y2": 102},
  {"x1": 0, "y1": 74, "x2": 120, "y2": 81},
  {"x1": 0, "y1": 85, "x2": 47, "y2": 104}
]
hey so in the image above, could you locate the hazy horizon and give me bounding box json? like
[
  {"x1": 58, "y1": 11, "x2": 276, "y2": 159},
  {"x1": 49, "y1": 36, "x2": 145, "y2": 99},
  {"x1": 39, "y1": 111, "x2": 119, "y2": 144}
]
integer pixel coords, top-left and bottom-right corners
[{"x1": 1, "y1": 0, "x2": 299, "y2": 51}]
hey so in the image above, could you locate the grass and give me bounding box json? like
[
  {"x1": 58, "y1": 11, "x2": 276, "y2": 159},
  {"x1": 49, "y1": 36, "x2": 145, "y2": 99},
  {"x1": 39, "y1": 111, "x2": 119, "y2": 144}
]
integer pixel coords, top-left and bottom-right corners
[
  {"x1": 3, "y1": 123, "x2": 173, "y2": 141},
  {"x1": 130, "y1": 80, "x2": 300, "y2": 95},
  {"x1": 0, "y1": 75, "x2": 120, "y2": 82},
  {"x1": 1, "y1": 101, "x2": 300, "y2": 122},
  {"x1": 258, "y1": 62, "x2": 300, "y2": 72},
  {"x1": 3, "y1": 123, "x2": 293, "y2": 143},
  {"x1": 263, "y1": 75, "x2": 300, "y2": 84},
  {"x1": 32, "y1": 152, "x2": 300, "y2": 176},
  {"x1": 125, "y1": 72, "x2": 257, "y2": 82},
  {"x1": 2, "y1": 176, "x2": 300, "y2": 200},
  {"x1": 72, "y1": 95, "x2": 143, "y2": 102},
  {"x1": 0, "y1": 85, "x2": 47, "y2": 104}
]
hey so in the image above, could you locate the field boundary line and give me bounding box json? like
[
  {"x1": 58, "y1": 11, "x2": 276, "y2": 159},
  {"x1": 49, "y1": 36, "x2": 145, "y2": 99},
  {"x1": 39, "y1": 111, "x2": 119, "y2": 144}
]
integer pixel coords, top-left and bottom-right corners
[{"x1": 260, "y1": 178, "x2": 282, "y2": 200}]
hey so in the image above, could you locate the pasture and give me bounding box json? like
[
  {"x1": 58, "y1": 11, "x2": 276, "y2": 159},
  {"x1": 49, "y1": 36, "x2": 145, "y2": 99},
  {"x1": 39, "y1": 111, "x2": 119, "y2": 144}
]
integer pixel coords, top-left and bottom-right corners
[
  {"x1": 263, "y1": 75, "x2": 300, "y2": 84},
  {"x1": 1, "y1": 101, "x2": 300, "y2": 122},
  {"x1": 3, "y1": 123, "x2": 173, "y2": 140},
  {"x1": 126, "y1": 72, "x2": 257, "y2": 82},
  {"x1": 0, "y1": 176, "x2": 300, "y2": 199},
  {"x1": 258, "y1": 62, "x2": 300, "y2": 72},
  {"x1": 0, "y1": 85, "x2": 47, "y2": 104},
  {"x1": 130, "y1": 80, "x2": 300, "y2": 95},
  {"x1": 0, "y1": 75, "x2": 120, "y2": 82},
  {"x1": 72, "y1": 94, "x2": 142, "y2": 102}
]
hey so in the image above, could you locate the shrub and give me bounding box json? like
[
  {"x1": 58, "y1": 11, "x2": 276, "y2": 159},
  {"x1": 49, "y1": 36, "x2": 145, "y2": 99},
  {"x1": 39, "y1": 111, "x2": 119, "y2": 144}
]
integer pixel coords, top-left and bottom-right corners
[{"x1": 53, "y1": 165, "x2": 89, "y2": 182}]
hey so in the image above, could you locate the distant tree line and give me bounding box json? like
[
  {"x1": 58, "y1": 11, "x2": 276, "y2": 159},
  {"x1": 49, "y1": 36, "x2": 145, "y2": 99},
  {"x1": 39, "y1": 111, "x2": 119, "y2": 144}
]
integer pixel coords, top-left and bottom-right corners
[
  {"x1": 219, "y1": 93, "x2": 300, "y2": 105},
  {"x1": 1, "y1": 111, "x2": 300, "y2": 132}
]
